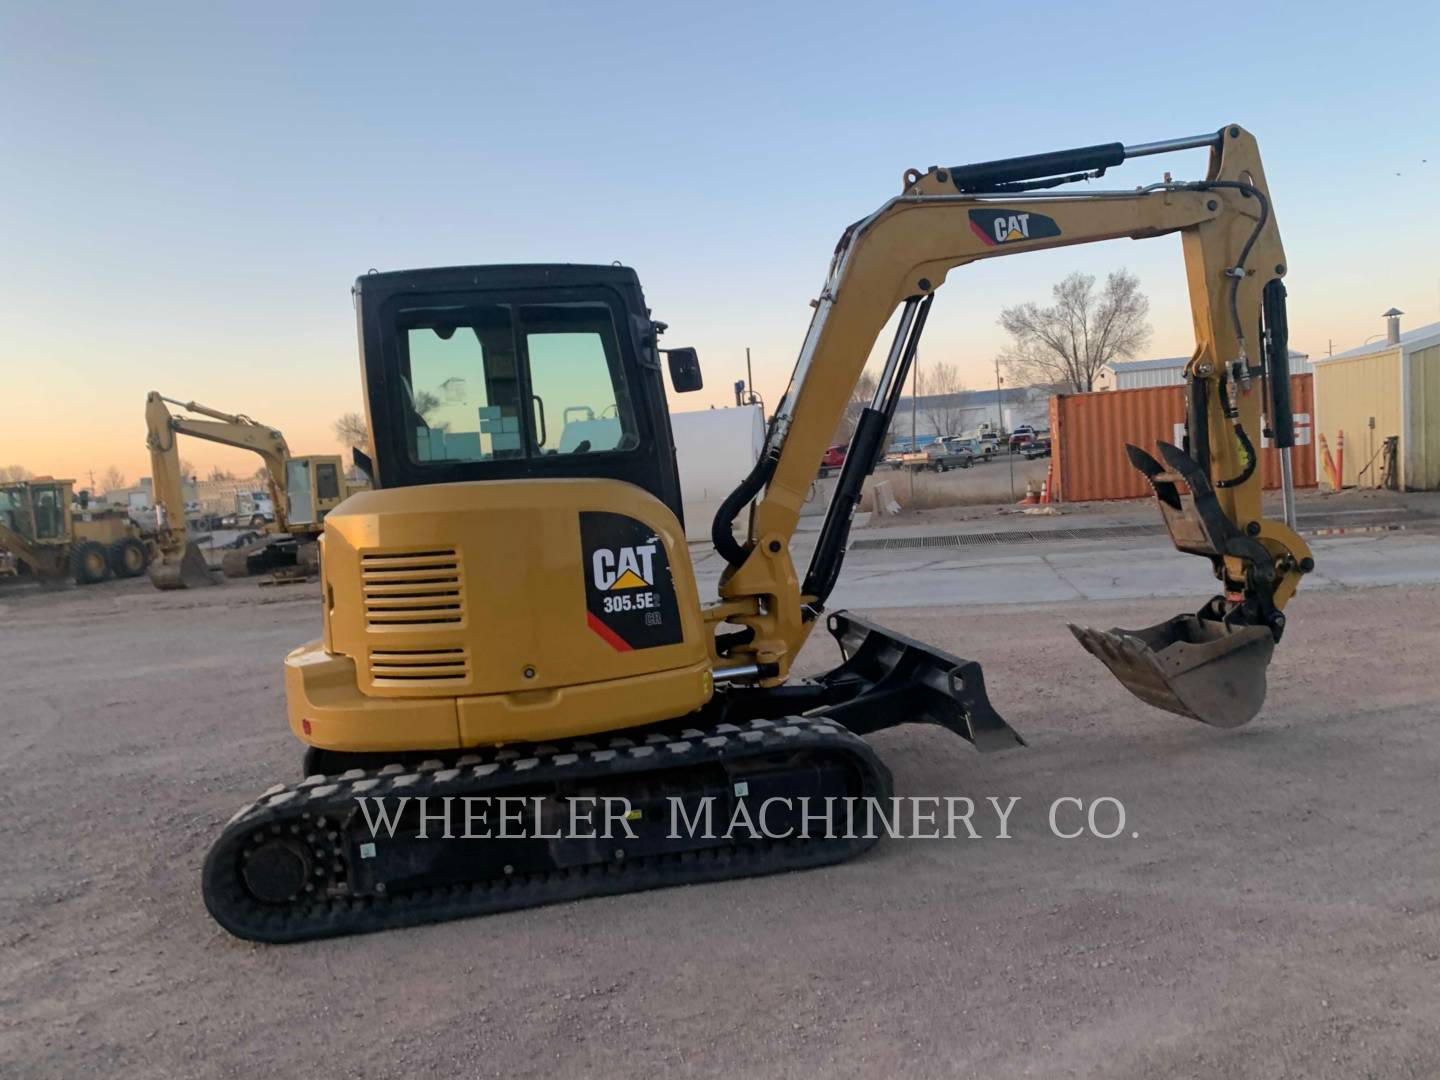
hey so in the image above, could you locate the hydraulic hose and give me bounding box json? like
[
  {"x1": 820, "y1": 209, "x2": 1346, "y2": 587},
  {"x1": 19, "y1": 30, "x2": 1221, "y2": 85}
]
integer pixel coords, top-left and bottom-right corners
[
  {"x1": 712, "y1": 448, "x2": 778, "y2": 568},
  {"x1": 1195, "y1": 179, "x2": 1269, "y2": 491},
  {"x1": 1217, "y1": 417, "x2": 1258, "y2": 489}
]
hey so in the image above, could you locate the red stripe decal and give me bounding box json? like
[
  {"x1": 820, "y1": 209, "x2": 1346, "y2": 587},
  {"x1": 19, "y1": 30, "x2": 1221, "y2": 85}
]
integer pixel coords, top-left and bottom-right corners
[
  {"x1": 969, "y1": 219, "x2": 997, "y2": 246},
  {"x1": 587, "y1": 611, "x2": 633, "y2": 652}
]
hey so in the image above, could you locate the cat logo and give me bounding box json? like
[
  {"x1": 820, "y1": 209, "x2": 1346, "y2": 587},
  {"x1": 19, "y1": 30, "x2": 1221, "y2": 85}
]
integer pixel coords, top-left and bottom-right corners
[
  {"x1": 968, "y1": 208, "x2": 1062, "y2": 247},
  {"x1": 591, "y1": 544, "x2": 656, "y2": 591}
]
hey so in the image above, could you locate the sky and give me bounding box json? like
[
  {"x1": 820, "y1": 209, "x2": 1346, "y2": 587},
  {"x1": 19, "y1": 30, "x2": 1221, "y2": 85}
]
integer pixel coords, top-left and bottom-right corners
[{"x1": 2, "y1": 1, "x2": 1437, "y2": 486}]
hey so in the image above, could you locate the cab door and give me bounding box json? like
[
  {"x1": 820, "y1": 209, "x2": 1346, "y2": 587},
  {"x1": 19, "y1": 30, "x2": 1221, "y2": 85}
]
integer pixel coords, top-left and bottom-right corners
[{"x1": 29, "y1": 484, "x2": 67, "y2": 541}]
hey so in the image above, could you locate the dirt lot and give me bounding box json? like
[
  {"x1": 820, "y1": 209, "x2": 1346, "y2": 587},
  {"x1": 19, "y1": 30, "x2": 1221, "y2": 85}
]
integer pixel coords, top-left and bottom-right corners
[{"x1": 3, "y1": 575, "x2": 1439, "y2": 1079}]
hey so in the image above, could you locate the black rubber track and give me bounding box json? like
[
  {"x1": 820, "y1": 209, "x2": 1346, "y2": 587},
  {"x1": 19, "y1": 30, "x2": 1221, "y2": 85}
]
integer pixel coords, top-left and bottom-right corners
[{"x1": 204, "y1": 717, "x2": 892, "y2": 944}]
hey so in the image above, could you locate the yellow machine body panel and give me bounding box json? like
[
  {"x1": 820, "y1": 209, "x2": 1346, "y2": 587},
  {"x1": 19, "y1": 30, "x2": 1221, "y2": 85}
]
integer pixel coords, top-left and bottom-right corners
[{"x1": 288, "y1": 477, "x2": 713, "y2": 752}]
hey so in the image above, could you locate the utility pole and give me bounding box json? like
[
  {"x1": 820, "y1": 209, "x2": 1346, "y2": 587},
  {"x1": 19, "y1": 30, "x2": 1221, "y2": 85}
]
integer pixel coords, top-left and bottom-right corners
[
  {"x1": 996, "y1": 356, "x2": 1014, "y2": 501},
  {"x1": 911, "y1": 348, "x2": 920, "y2": 448},
  {"x1": 738, "y1": 347, "x2": 765, "y2": 417},
  {"x1": 908, "y1": 347, "x2": 921, "y2": 506}
]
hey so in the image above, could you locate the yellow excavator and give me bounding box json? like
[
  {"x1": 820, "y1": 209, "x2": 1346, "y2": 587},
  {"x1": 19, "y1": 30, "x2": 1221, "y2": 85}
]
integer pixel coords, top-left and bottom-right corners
[
  {"x1": 145, "y1": 393, "x2": 357, "y2": 588},
  {"x1": 204, "y1": 125, "x2": 1314, "y2": 942}
]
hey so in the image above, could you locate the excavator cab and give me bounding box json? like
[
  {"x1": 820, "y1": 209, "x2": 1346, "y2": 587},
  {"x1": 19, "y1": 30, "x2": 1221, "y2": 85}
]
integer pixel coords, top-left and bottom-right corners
[
  {"x1": 282, "y1": 456, "x2": 349, "y2": 528},
  {"x1": 353, "y1": 265, "x2": 696, "y2": 511}
]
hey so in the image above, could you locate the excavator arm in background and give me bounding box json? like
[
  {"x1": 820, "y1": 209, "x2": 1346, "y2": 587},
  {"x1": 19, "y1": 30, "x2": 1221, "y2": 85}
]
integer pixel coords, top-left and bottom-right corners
[
  {"x1": 709, "y1": 124, "x2": 1313, "y2": 728},
  {"x1": 145, "y1": 392, "x2": 292, "y2": 588}
]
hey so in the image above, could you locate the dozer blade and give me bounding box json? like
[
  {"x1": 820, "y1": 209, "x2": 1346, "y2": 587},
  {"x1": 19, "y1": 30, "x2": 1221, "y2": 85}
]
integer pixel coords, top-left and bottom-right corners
[
  {"x1": 812, "y1": 612, "x2": 1025, "y2": 751},
  {"x1": 149, "y1": 541, "x2": 219, "y2": 589},
  {"x1": 1068, "y1": 616, "x2": 1274, "y2": 728}
]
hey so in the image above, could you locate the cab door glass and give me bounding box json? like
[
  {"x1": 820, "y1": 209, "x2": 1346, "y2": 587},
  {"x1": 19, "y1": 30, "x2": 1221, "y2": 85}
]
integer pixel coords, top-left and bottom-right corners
[
  {"x1": 520, "y1": 303, "x2": 637, "y2": 456},
  {"x1": 286, "y1": 460, "x2": 314, "y2": 526},
  {"x1": 404, "y1": 305, "x2": 524, "y2": 463},
  {"x1": 32, "y1": 486, "x2": 62, "y2": 540}
]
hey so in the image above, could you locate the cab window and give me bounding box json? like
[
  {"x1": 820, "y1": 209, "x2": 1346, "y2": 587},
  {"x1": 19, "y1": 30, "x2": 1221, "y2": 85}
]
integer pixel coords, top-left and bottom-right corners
[
  {"x1": 315, "y1": 462, "x2": 341, "y2": 501},
  {"x1": 400, "y1": 301, "x2": 636, "y2": 466}
]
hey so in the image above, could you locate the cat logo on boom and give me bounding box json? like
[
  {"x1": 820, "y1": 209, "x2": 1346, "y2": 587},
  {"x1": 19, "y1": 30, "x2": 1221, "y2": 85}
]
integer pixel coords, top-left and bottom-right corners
[
  {"x1": 592, "y1": 544, "x2": 656, "y2": 591},
  {"x1": 968, "y1": 208, "x2": 1062, "y2": 247}
]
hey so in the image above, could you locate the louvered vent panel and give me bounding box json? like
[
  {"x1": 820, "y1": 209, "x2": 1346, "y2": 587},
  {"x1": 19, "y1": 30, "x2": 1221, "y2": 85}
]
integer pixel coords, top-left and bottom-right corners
[
  {"x1": 360, "y1": 549, "x2": 464, "y2": 628},
  {"x1": 367, "y1": 645, "x2": 471, "y2": 683}
]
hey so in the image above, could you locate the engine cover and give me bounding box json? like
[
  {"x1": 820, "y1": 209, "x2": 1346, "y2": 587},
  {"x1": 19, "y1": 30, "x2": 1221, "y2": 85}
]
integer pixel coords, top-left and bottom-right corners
[{"x1": 294, "y1": 478, "x2": 713, "y2": 751}]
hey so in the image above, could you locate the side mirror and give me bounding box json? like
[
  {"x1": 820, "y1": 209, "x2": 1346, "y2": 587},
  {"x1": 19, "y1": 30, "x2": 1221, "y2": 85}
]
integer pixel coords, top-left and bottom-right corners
[{"x1": 664, "y1": 347, "x2": 703, "y2": 393}]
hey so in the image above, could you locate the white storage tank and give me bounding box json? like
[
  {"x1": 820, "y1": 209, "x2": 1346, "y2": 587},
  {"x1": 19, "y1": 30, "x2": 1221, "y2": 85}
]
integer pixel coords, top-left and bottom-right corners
[{"x1": 669, "y1": 405, "x2": 765, "y2": 541}]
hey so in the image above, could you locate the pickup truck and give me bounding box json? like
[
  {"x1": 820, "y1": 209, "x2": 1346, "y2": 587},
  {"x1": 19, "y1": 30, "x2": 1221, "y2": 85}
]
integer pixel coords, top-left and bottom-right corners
[
  {"x1": 818, "y1": 444, "x2": 847, "y2": 478},
  {"x1": 950, "y1": 437, "x2": 993, "y2": 461},
  {"x1": 1020, "y1": 435, "x2": 1052, "y2": 460},
  {"x1": 1008, "y1": 425, "x2": 1038, "y2": 452},
  {"x1": 925, "y1": 437, "x2": 976, "y2": 471}
]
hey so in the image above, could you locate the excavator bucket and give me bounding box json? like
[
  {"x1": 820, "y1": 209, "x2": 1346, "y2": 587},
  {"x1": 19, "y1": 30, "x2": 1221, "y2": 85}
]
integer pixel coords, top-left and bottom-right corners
[
  {"x1": 149, "y1": 541, "x2": 219, "y2": 589},
  {"x1": 1069, "y1": 440, "x2": 1281, "y2": 728},
  {"x1": 1068, "y1": 617, "x2": 1273, "y2": 727}
]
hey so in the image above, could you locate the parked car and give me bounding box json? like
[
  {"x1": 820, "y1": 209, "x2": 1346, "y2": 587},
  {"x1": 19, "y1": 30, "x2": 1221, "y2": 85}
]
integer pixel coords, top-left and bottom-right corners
[
  {"x1": 925, "y1": 437, "x2": 975, "y2": 472},
  {"x1": 819, "y1": 444, "x2": 847, "y2": 478},
  {"x1": 976, "y1": 433, "x2": 1001, "y2": 458}
]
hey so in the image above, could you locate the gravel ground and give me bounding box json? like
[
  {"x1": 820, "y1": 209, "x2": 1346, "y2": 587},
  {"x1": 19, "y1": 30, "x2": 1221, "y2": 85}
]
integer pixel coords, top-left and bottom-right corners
[{"x1": 2, "y1": 575, "x2": 1438, "y2": 1079}]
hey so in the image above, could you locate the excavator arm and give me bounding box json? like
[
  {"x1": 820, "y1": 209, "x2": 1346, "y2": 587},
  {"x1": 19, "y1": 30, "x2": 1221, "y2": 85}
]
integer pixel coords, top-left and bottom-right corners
[
  {"x1": 709, "y1": 125, "x2": 1312, "y2": 728},
  {"x1": 145, "y1": 391, "x2": 293, "y2": 588}
]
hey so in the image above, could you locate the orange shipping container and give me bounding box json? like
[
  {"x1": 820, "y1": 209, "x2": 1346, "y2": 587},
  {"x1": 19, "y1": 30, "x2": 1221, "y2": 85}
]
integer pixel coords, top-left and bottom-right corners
[{"x1": 1050, "y1": 374, "x2": 1316, "y2": 502}]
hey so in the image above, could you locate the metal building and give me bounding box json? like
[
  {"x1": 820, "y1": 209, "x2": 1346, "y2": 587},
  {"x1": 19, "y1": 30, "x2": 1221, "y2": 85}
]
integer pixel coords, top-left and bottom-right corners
[
  {"x1": 1104, "y1": 350, "x2": 1312, "y2": 390},
  {"x1": 1311, "y1": 310, "x2": 1440, "y2": 490}
]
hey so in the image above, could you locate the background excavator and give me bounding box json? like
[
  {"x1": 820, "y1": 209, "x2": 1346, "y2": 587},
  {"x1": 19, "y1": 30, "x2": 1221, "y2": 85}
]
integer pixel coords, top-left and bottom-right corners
[
  {"x1": 204, "y1": 124, "x2": 1314, "y2": 943},
  {"x1": 145, "y1": 393, "x2": 360, "y2": 588}
]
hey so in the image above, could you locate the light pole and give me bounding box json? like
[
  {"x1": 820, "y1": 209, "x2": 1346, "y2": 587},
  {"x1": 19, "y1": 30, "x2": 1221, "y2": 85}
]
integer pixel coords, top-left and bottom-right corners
[
  {"x1": 909, "y1": 347, "x2": 920, "y2": 506},
  {"x1": 996, "y1": 356, "x2": 1014, "y2": 501}
]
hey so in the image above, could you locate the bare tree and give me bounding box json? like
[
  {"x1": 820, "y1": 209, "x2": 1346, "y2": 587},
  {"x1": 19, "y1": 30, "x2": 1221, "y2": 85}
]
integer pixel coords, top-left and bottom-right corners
[
  {"x1": 998, "y1": 269, "x2": 1150, "y2": 393},
  {"x1": 918, "y1": 360, "x2": 966, "y2": 436},
  {"x1": 0, "y1": 464, "x2": 31, "y2": 482},
  {"x1": 99, "y1": 465, "x2": 127, "y2": 493},
  {"x1": 207, "y1": 465, "x2": 237, "y2": 482},
  {"x1": 333, "y1": 412, "x2": 370, "y2": 452},
  {"x1": 832, "y1": 371, "x2": 879, "y2": 444},
  {"x1": 179, "y1": 458, "x2": 196, "y2": 481}
]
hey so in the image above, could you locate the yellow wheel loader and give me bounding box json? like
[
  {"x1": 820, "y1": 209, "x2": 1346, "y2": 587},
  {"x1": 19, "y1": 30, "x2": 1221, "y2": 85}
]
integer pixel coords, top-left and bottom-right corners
[
  {"x1": 0, "y1": 479, "x2": 154, "y2": 585},
  {"x1": 204, "y1": 125, "x2": 1314, "y2": 942}
]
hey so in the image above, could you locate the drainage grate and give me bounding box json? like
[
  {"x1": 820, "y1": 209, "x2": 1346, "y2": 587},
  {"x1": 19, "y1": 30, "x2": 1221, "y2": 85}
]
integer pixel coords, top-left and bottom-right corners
[{"x1": 849, "y1": 524, "x2": 1164, "y2": 551}]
